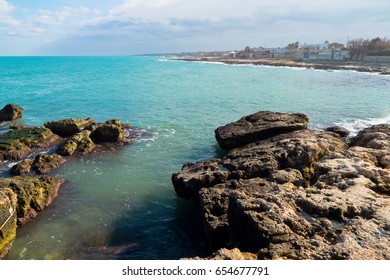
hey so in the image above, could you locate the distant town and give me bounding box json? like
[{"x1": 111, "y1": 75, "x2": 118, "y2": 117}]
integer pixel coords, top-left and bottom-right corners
[{"x1": 178, "y1": 37, "x2": 390, "y2": 64}]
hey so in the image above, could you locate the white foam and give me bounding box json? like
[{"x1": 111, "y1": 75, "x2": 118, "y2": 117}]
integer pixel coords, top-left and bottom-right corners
[{"x1": 334, "y1": 113, "x2": 390, "y2": 135}]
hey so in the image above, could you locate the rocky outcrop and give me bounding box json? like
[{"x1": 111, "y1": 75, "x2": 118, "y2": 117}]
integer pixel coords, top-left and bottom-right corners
[
  {"x1": 0, "y1": 126, "x2": 62, "y2": 161},
  {"x1": 44, "y1": 117, "x2": 94, "y2": 137},
  {"x1": 0, "y1": 188, "x2": 17, "y2": 259},
  {"x1": 0, "y1": 176, "x2": 65, "y2": 225},
  {"x1": 57, "y1": 130, "x2": 95, "y2": 156},
  {"x1": 0, "y1": 107, "x2": 138, "y2": 258},
  {"x1": 173, "y1": 111, "x2": 390, "y2": 260},
  {"x1": 0, "y1": 104, "x2": 24, "y2": 122},
  {"x1": 325, "y1": 126, "x2": 350, "y2": 138},
  {"x1": 90, "y1": 120, "x2": 131, "y2": 144},
  {"x1": 215, "y1": 111, "x2": 308, "y2": 150}
]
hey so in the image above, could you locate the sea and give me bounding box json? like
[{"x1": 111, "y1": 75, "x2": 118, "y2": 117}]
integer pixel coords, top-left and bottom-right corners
[{"x1": 0, "y1": 56, "x2": 389, "y2": 260}]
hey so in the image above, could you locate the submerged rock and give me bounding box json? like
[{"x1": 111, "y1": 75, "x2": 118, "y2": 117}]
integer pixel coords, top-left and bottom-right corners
[
  {"x1": 173, "y1": 111, "x2": 390, "y2": 260},
  {"x1": 44, "y1": 117, "x2": 94, "y2": 137},
  {"x1": 0, "y1": 104, "x2": 24, "y2": 122},
  {"x1": 0, "y1": 176, "x2": 65, "y2": 225},
  {"x1": 0, "y1": 188, "x2": 17, "y2": 259},
  {"x1": 215, "y1": 111, "x2": 308, "y2": 150}
]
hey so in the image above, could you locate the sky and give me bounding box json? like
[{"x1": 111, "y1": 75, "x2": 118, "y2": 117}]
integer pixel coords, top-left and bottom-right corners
[{"x1": 0, "y1": 0, "x2": 389, "y2": 56}]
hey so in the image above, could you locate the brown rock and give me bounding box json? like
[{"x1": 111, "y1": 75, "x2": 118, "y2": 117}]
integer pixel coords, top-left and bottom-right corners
[
  {"x1": 215, "y1": 111, "x2": 308, "y2": 149},
  {"x1": 185, "y1": 248, "x2": 257, "y2": 260},
  {"x1": 0, "y1": 104, "x2": 24, "y2": 122},
  {"x1": 0, "y1": 176, "x2": 65, "y2": 225},
  {"x1": 57, "y1": 130, "x2": 95, "y2": 156},
  {"x1": 0, "y1": 126, "x2": 62, "y2": 161},
  {"x1": 44, "y1": 117, "x2": 94, "y2": 137},
  {"x1": 325, "y1": 126, "x2": 350, "y2": 138},
  {"x1": 0, "y1": 188, "x2": 17, "y2": 259}
]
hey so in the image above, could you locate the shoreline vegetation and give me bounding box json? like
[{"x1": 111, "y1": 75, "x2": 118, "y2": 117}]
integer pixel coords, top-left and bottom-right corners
[{"x1": 174, "y1": 56, "x2": 390, "y2": 75}]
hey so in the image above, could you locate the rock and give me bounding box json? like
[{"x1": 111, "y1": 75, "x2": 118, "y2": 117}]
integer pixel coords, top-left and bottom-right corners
[
  {"x1": 57, "y1": 130, "x2": 95, "y2": 156},
  {"x1": 0, "y1": 126, "x2": 62, "y2": 161},
  {"x1": 173, "y1": 112, "x2": 390, "y2": 259},
  {"x1": 184, "y1": 248, "x2": 257, "y2": 260},
  {"x1": 325, "y1": 126, "x2": 350, "y2": 138},
  {"x1": 0, "y1": 176, "x2": 65, "y2": 225},
  {"x1": 0, "y1": 104, "x2": 24, "y2": 122},
  {"x1": 215, "y1": 111, "x2": 308, "y2": 150},
  {"x1": 90, "y1": 123, "x2": 129, "y2": 144},
  {"x1": 173, "y1": 129, "x2": 345, "y2": 199},
  {"x1": 44, "y1": 117, "x2": 94, "y2": 137},
  {"x1": 10, "y1": 159, "x2": 33, "y2": 175},
  {"x1": 0, "y1": 188, "x2": 17, "y2": 259},
  {"x1": 350, "y1": 124, "x2": 390, "y2": 150},
  {"x1": 32, "y1": 153, "x2": 66, "y2": 174}
]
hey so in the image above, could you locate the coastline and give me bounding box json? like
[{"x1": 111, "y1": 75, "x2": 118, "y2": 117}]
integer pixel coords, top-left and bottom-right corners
[{"x1": 175, "y1": 56, "x2": 390, "y2": 75}]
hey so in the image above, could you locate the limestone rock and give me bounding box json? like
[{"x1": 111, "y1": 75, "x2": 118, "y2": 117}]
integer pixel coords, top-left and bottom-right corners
[
  {"x1": 0, "y1": 126, "x2": 62, "y2": 161},
  {"x1": 32, "y1": 153, "x2": 66, "y2": 174},
  {"x1": 215, "y1": 111, "x2": 308, "y2": 150},
  {"x1": 44, "y1": 117, "x2": 94, "y2": 137},
  {"x1": 173, "y1": 111, "x2": 390, "y2": 260},
  {"x1": 325, "y1": 126, "x2": 350, "y2": 138},
  {"x1": 90, "y1": 123, "x2": 129, "y2": 144},
  {"x1": 57, "y1": 130, "x2": 95, "y2": 156},
  {"x1": 10, "y1": 159, "x2": 33, "y2": 175},
  {"x1": 0, "y1": 176, "x2": 65, "y2": 225},
  {"x1": 0, "y1": 188, "x2": 17, "y2": 259},
  {"x1": 173, "y1": 129, "x2": 345, "y2": 199},
  {"x1": 0, "y1": 104, "x2": 24, "y2": 122},
  {"x1": 185, "y1": 248, "x2": 257, "y2": 260}
]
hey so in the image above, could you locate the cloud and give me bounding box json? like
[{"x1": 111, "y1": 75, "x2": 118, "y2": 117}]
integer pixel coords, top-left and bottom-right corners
[
  {"x1": 33, "y1": 6, "x2": 97, "y2": 26},
  {"x1": 2, "y1": 0, "x2": 390, "y2": 55}
]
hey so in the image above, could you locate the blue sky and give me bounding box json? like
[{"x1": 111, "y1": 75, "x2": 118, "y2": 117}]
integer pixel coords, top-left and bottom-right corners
[{"x1": 1, "y1": 0, "x2": 389, "y2": 55}]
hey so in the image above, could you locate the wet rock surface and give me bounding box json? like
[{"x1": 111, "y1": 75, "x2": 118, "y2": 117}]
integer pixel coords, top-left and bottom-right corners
[{"x1": 173, "y1": 111, "x2": 390, "y2": 259}]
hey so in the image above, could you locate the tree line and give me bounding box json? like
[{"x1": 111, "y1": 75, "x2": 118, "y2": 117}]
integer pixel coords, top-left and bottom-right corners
[{"x1": 348, "y1": 37, "x2": 390, "y2": 61}]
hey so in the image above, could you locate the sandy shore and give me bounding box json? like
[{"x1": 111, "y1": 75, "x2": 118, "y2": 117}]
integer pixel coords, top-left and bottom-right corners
[{"x1": 176, "y1": 56, "x2": 390, "y2": 75}]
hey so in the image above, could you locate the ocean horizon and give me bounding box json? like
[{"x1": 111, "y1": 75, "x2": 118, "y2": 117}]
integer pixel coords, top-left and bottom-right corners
[{"x1": 1, "y1": 55, "x2": 390, "y2": 259}]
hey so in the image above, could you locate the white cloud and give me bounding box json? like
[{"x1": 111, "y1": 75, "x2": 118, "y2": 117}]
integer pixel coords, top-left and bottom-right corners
[{"x1": 33, "y1": 6, "x2": 97, "y2": 25}]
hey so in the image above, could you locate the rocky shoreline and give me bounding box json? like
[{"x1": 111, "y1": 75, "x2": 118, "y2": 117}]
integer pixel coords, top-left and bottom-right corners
[
  {"x1": 0, "y1": 104, "x2": 136, "y2": 259},
  {"x1": 177, "y1": 56, "x2": 390, "y2": 75},
  {"x1": 172, "y1": 111, "x2": 390, "y2": 259}
]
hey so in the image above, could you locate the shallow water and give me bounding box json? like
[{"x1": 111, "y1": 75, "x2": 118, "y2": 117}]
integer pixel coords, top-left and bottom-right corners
[{"x1": 1, "y1": 56, "x2": 389, "y2": 259}]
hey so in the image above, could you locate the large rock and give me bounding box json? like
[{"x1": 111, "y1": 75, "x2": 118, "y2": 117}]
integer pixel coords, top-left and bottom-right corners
[
  {"x1": 0, "y1": 104, "x2": 23, "y2": 122},
  {"x1": 173, "y1": 129, "x2": 345, "y2": 199},
  {"x1": 32, "y1": 153, "x2": 66, "y2": 174},
  {"x1": 0, "y1": 126, "x2": 62, "y2": 161},
  {"x1": 0, "y1": 176, "x2": 65, "y2": 225},
  {"x1": 44, "y1": 117, "x2": 94, "y2": 137},
  {"x1": 90, "y1": 123, "x2": 129, "y2": 144},
  {"x1": 0, "y1": 188, "x2": 17, "y2": 259},
  {"x1": 215, "y1": 111, "x2": 308, "y2": 150},
  {"x1": 173, "y1": 112, "x2": 390, "y2": 259},
  {"x1": 57, "y1": 130, "x2": 95, "y2": 156}
]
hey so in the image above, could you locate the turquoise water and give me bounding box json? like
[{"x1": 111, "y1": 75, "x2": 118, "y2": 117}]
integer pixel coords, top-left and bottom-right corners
[{"x1": 1, "y1": 56, "x2": 389, "y2": 259}]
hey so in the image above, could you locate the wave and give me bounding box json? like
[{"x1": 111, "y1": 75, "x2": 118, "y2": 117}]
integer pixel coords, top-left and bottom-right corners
[{"x1": 333, "y1": 113, "x2": 390, "y2": 135}]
